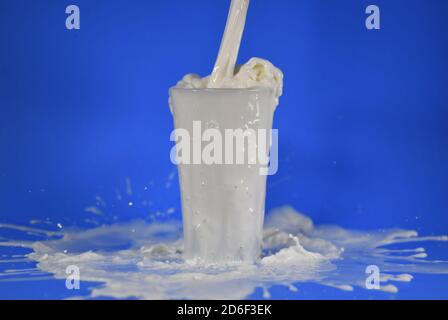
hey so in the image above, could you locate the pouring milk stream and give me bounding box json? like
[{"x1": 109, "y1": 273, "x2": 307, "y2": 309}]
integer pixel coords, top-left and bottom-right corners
[{"x1": 175, "y1": 0, "x2": 283, "y2": 103}]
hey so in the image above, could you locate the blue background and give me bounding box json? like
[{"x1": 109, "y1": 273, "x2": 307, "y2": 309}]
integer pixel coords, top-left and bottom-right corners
[{"x1": 0, "y1": 0, "x2": 447, "y2": 299}]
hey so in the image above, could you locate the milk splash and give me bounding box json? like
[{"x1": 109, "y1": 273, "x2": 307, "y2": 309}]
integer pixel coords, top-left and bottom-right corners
[
  {"x1": 1, "y1": 206, "x2": 447, "y2": 299},
  {"x1": 175, "y1": 0, "x2": 283, "y2": 106}
]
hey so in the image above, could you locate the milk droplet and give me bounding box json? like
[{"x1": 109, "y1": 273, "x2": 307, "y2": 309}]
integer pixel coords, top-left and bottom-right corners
[
  {"x1": 262, "y1": 287, "x2": 271, "y2": 299},
  {"x1": 288, "y1": 284, "x2": 298, "y2": 292}
]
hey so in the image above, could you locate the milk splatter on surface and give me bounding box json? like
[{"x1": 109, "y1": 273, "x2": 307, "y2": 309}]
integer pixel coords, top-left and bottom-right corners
[{"x1": 1, "y1": 206, "x2": 447, "y2": 300}]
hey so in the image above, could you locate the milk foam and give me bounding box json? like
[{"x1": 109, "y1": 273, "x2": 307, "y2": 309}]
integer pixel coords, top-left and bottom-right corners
[{"x1": 175, "y1": 0, "x2": 283, "y2": 105}]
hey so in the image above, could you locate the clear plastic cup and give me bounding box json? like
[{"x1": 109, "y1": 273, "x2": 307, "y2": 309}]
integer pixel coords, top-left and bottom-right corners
[{"x1": 169, "y1": 87, "x2": 276, "y2": 264}]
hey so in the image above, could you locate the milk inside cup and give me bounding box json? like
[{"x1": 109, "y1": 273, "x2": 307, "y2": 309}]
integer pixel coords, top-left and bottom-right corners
[{"x1": 170, "y1": 87, "x2": 277, "y2": 263}]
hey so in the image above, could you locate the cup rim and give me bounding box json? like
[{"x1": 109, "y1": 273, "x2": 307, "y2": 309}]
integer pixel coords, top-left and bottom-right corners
[{"x1": 169, "y1": 86, "x2": 272, "y2": 94}]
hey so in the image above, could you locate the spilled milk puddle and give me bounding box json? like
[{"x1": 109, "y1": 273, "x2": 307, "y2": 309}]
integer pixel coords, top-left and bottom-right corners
[{"x1": 1, "y1": 206, "x2": 447, "y2": 299}]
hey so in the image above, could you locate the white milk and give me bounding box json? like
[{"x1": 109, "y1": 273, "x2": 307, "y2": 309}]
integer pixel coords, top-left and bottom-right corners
[
  {"x1": 209, "y1": 0, "x2": 250, "y2": 87},
  {"x1": 2, "y1": 206, "x2": 448, "y2": 299},
  {"x1": 170, "y1": 0, "x2": 283, "y2": 263},
  {"x1": 174, "y1": 0, "x2": 283, "y2": 106},
  {"x1": 170, "y1": 88, "x2": 275, "y2": 263}
]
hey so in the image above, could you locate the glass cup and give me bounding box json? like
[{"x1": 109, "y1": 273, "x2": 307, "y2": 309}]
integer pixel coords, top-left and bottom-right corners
[{"x1": 169, "y1": 88, "x2": 277, "y2": 264}]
